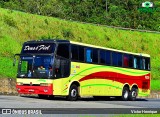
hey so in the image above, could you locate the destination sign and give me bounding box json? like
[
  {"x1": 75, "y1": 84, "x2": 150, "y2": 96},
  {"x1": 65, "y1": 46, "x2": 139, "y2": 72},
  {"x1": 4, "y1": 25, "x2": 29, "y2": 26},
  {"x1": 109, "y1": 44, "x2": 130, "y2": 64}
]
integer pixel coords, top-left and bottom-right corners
[{"x1": 22, "y1": 43, "x2": 55, "y2": 54}]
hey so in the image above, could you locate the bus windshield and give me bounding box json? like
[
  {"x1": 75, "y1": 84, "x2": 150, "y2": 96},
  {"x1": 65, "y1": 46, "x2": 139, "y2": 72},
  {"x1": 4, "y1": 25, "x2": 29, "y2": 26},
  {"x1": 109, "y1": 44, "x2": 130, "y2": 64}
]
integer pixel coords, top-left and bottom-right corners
[{"x1": 18, "y1": 55, "x2": 54, "y2": 78}]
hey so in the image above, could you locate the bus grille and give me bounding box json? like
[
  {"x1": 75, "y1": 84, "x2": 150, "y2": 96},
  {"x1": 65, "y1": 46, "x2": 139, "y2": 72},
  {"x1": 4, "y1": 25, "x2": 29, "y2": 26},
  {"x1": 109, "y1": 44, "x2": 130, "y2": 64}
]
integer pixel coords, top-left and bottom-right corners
[{"x1": 23, "y1": 84, "x2": 40, "y2": 86}]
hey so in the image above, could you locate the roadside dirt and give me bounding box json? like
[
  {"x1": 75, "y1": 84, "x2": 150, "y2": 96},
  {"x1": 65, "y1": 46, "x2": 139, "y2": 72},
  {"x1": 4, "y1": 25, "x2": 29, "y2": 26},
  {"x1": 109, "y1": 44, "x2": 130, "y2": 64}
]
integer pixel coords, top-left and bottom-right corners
[
  {"x1": 143, "y1": 91, "x2": 160, "y2": 99},
  {"x1": 0, "y1": 78, "x2": 18, "y2": 95}
]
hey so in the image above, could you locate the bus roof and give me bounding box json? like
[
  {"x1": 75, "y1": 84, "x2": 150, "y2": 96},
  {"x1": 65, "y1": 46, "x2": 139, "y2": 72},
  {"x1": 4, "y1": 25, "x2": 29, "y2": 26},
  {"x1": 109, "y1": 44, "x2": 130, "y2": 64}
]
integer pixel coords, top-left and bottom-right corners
[
  {"x1": 70, "y1": 41, "x2": 150, "y2": 57},
  {"x1": 25, "y1": 39, "x2": 69, "y2": 43},
  {"x1": 24, "y1": 39, "x2": 150, "y2": 57}
]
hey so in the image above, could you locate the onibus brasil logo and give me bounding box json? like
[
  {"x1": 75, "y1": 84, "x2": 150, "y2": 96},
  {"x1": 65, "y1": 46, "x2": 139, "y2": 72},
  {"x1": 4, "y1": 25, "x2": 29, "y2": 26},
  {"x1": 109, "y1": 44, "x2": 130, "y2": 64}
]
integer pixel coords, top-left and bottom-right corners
[{"x1": 138, "y1": 1, "x2": 160, "y2": 12}]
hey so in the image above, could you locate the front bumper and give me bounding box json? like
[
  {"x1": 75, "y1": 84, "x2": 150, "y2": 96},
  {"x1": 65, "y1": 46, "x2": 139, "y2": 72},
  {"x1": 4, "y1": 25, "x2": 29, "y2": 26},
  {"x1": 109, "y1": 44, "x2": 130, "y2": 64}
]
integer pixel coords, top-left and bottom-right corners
[{"x1": 16, "y1": 84, "x2": 53, "y2": 95}]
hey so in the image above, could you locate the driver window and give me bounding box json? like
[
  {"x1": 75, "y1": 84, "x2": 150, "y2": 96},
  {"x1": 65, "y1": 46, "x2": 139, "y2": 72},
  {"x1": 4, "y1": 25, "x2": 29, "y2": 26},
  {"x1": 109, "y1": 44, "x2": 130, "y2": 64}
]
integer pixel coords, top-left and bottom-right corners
[
  {"x1": 57, "y1": 44, "x2": 69, "y2": 59},
  {"x1": 55, "y1": 43, "x2": 70, "y2": 78}
]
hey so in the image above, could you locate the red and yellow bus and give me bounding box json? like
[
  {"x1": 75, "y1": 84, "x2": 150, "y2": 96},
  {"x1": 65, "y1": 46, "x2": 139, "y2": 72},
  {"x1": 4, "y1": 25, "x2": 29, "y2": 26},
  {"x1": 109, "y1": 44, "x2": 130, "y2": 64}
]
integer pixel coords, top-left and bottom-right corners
[{"x1": 14, "y1": 39, "x2": 150, "y2": 101}]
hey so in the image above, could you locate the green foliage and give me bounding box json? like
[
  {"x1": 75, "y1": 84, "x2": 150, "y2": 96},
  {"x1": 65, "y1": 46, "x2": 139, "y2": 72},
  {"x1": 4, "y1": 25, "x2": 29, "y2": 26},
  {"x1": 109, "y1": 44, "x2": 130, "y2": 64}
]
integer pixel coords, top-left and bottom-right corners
[
  {"x1": 44, "y1": 19, "x2": 49, "y2": 25},
  {"x1": 2, "y1": 0, "x2": 159, "y2": 31},
  {"x1": 0, "y1": 57, "x2": 17, "y2": 78},
  {"x1": 151, "y1": 80, "x2": 160, "y2": 91},
  {"x1": 62, "y1": 29, "x2": 74, "y2": 38},
  {"x1": 3, "y1": 14, "x2": 17, "y2": 28},
  {"x1": 0, "y1": 36, "x2": 21, "y2": 57}
]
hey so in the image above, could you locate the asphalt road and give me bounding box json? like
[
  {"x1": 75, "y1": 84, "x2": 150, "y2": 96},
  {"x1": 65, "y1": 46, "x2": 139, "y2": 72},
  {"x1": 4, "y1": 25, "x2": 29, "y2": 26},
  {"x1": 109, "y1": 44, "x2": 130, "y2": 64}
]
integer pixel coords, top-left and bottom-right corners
[{"x1": 0, "y1": 95, "x2": 160, "y2": 115}]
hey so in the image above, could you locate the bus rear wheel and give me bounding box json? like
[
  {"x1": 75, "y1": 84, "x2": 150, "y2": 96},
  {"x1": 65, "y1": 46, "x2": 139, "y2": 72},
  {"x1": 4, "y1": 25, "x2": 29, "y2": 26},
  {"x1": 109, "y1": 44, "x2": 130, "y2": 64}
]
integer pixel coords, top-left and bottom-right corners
[
  {"x1": 67, "y1": 84, "x2": 78, "y2": 101},
  {"x1": 121, "y1": 87, "x2": 129, "y2": 101},
  {"x1": 129, "y1": 88, "x2": 138, "y2": 101}
]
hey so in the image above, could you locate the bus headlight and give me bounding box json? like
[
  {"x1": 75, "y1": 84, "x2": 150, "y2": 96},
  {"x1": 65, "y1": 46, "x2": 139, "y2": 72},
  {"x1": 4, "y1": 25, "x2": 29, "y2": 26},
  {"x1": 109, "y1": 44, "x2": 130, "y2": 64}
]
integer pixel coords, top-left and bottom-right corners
[{"x1": 17, "y1": 82, "x2": 23, "y2": 85}]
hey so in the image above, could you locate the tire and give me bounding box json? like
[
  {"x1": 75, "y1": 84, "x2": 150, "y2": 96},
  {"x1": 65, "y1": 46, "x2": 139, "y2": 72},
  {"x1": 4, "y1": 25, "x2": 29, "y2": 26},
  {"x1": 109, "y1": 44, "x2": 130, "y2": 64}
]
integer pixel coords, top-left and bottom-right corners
[
  {"x1": 121, "y1": 87, "x2": 129, "y2": 101},
  {"x1": 67, "y1": 84, "x2": 78, "y2": 101},
  {"x1": 129, "y1": 88, "x2": 138, "y2": 101}
]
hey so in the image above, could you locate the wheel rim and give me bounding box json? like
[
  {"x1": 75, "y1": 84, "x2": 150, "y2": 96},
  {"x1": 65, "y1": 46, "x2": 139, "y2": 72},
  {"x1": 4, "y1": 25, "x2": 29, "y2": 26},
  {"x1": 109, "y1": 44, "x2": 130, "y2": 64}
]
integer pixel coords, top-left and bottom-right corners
[
  {"x1": 124, "y1": 90, "x2": 128, "y2": 99},
  {"x1": 132, "y1": 91, "x2": 137, "y2": 98},
  {"x1": 71, "y1": 89, "x2": 77, "y2": 98}
]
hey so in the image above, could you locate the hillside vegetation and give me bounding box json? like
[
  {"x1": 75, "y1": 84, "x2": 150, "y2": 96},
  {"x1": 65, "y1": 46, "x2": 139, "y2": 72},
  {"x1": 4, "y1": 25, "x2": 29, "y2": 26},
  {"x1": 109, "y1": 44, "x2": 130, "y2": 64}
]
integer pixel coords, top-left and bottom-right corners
[
  {"x1": 1, "y1": 0, "x2": 160, "y2": 31},
  {"x1": 0, "y1": 8, "x2": 160, "y2": 81}
]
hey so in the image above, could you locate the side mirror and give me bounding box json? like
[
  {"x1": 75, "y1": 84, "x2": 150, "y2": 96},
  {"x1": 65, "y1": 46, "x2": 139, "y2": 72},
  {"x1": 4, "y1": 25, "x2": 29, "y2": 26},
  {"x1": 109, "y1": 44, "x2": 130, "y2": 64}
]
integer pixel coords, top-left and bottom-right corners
[
  {"x1": 13, "y1": 54, "x2": 20, "y2": 66},
  {"x1": 13, "y1": 57, "x2": 16, "y2": 66}
]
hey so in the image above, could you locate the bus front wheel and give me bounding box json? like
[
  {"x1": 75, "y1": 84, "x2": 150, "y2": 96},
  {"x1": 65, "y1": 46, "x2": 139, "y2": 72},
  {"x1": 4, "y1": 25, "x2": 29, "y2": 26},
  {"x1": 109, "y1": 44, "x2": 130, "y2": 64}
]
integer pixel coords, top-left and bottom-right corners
[
  {"x1": 67, "y1": 84, "x2": 78, "y2": 101},
  {"x1": 129, "y1": 88, "x2": 138, "y2": 101},
  {"x1": 122, "y1": 87, "x2": 129, "y2": 101}
]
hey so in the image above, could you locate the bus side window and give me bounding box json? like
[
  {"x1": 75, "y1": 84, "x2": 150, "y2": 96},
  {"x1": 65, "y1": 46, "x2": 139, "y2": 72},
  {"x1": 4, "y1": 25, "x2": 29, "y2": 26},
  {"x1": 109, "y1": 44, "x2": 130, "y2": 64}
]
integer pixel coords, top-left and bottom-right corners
[
  {"x1": 112, "y1": 52, "x2": 117, "y2": 66},
  {"x1": 117, "y1": 53, "x2": 122, "y2": 67},
  {"x1": 145, "y1": 58, "x2": 150, "y2": 70},
  {"x1": 134, "y1": 56, "x2": 140, "y2": 69},
  {"x1": 142, "y1": 58, "x2": 146, "y2": 70},
  {"x1": 123, "y1": 54, "x2": 129, "y2": 67},
  {"x1": 133, "y1": 57, "x2": 137, "y2": 69},
  {"x1": 56, "y1": 44, "x2": 70, "y2": 78},
  {"x1": 71, "y1": 45, "x2": 78, "y2": 61},
  {"x1": 106, "y1": 51, "x2": 111, "y2": 65},
  {"x1": 137, "y1": 57, "x2": 140, "y2": 69},
  {"x1": 92, "y1": 49, "x2": 98, "y2": 63},
  {"x1": 57, "y1": 44, "x2": 69, "y2": 59},
  {"x1": 79, "y1": 46, "x2": 84, "y2": 62},
  {"x1": 86, "y1": 48, "x2": 92, "y2": 63},
  {"x1": 100, "y1": 50, "x2": 106, "y2": 64},
  {"x1": 140, "y1": 58, "x2": 143, "y2": 69},
  {"x1": 129, "y1": 55, "x2": 133, "y2": 68}
]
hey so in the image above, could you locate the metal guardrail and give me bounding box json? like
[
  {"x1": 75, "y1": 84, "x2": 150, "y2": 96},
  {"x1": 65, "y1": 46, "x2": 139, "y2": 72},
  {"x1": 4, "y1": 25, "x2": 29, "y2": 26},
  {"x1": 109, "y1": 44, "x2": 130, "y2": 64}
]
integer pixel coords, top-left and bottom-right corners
[
  {"x1": 60, "y1": 18, "x2": 160, "y2": 34},
  {"x1": 105, "y1": 26, "x2": 160, "y2": 34}
]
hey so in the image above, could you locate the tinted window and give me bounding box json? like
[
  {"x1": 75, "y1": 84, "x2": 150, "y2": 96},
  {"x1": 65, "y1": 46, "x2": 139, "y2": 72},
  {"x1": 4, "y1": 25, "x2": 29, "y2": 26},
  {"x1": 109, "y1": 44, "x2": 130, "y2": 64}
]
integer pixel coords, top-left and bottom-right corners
[
  {"x1": 100, "y1": 50, "x2": 106, "y2": 64},
  {"x1": 128, "y1": 55, "x2": 133, "y2": 68},
  {"x1": 71, "y1": 45, "x2": 78, "y2": 61},
  {"x1": 117, "y1": 53, "x2": 122, "y2": 67},
  {"x1": 123, "y1": 54, "x2": 129, "y2": 67},
  {"x1": 133, "y1": 56, "x2": 140, "y2": 69},
  {"x1": 112, "y1": 52, "x2": 117, "y2": 66},
  {"x1": 92, "y1": 49, "x2": 98, "y2": 63},
  {"x1": 79, "y1": 46, "x2": 84, "y2": 61},
  {"x1": 106, "y1": 51, "x2": 111, "y2": 65},
  {"x1": 123, "y1": 54, "x2": 133, "y2": 68},
  {"x1": 145, "y1": 58, "x2": 150, "y2": 70},
  {"x1": 142, "y1": 58, "x2": 146, "y2": 70},
  {"x1": 86, "y1": 48, "x2": 92, "y2": 63},
  {"x1": 57, "y1": 44, "x2": 69, "y2": 59},
  {"x1": 140, "y1": 57, "x2": 143, "y2": 69}
]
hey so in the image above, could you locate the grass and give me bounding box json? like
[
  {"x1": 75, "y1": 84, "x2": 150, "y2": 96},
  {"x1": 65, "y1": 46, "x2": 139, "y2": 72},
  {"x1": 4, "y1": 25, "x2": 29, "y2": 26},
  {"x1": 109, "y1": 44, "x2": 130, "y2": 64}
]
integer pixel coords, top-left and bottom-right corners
[
  {"x1": 0, "y1": 8, "x2": 160, "y2": 90},
  {"x1": 151, "y1": 80, "x2": 160, "y2": 91}
]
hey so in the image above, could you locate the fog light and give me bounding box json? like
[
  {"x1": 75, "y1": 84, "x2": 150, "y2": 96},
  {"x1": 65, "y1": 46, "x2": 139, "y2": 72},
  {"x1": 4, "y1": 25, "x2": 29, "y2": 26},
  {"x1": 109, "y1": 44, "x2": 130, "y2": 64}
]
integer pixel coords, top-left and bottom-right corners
[
  {"x1": 17, "y1": 88, "x2": 20, "y2": 91},
  {"x1": 17, "y1": 82, "x2": 23, "y2": 85},
  {"x1": 44, "y1": 89, "x2": 48, "y2": 92}
]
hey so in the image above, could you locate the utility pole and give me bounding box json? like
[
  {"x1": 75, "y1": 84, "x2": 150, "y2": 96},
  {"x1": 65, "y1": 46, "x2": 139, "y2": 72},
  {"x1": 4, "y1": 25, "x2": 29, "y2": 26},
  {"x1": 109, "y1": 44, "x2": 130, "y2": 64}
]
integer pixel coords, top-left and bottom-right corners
[{"x1": 106, "y1": 0, "x2": 108, "y2": 13}]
